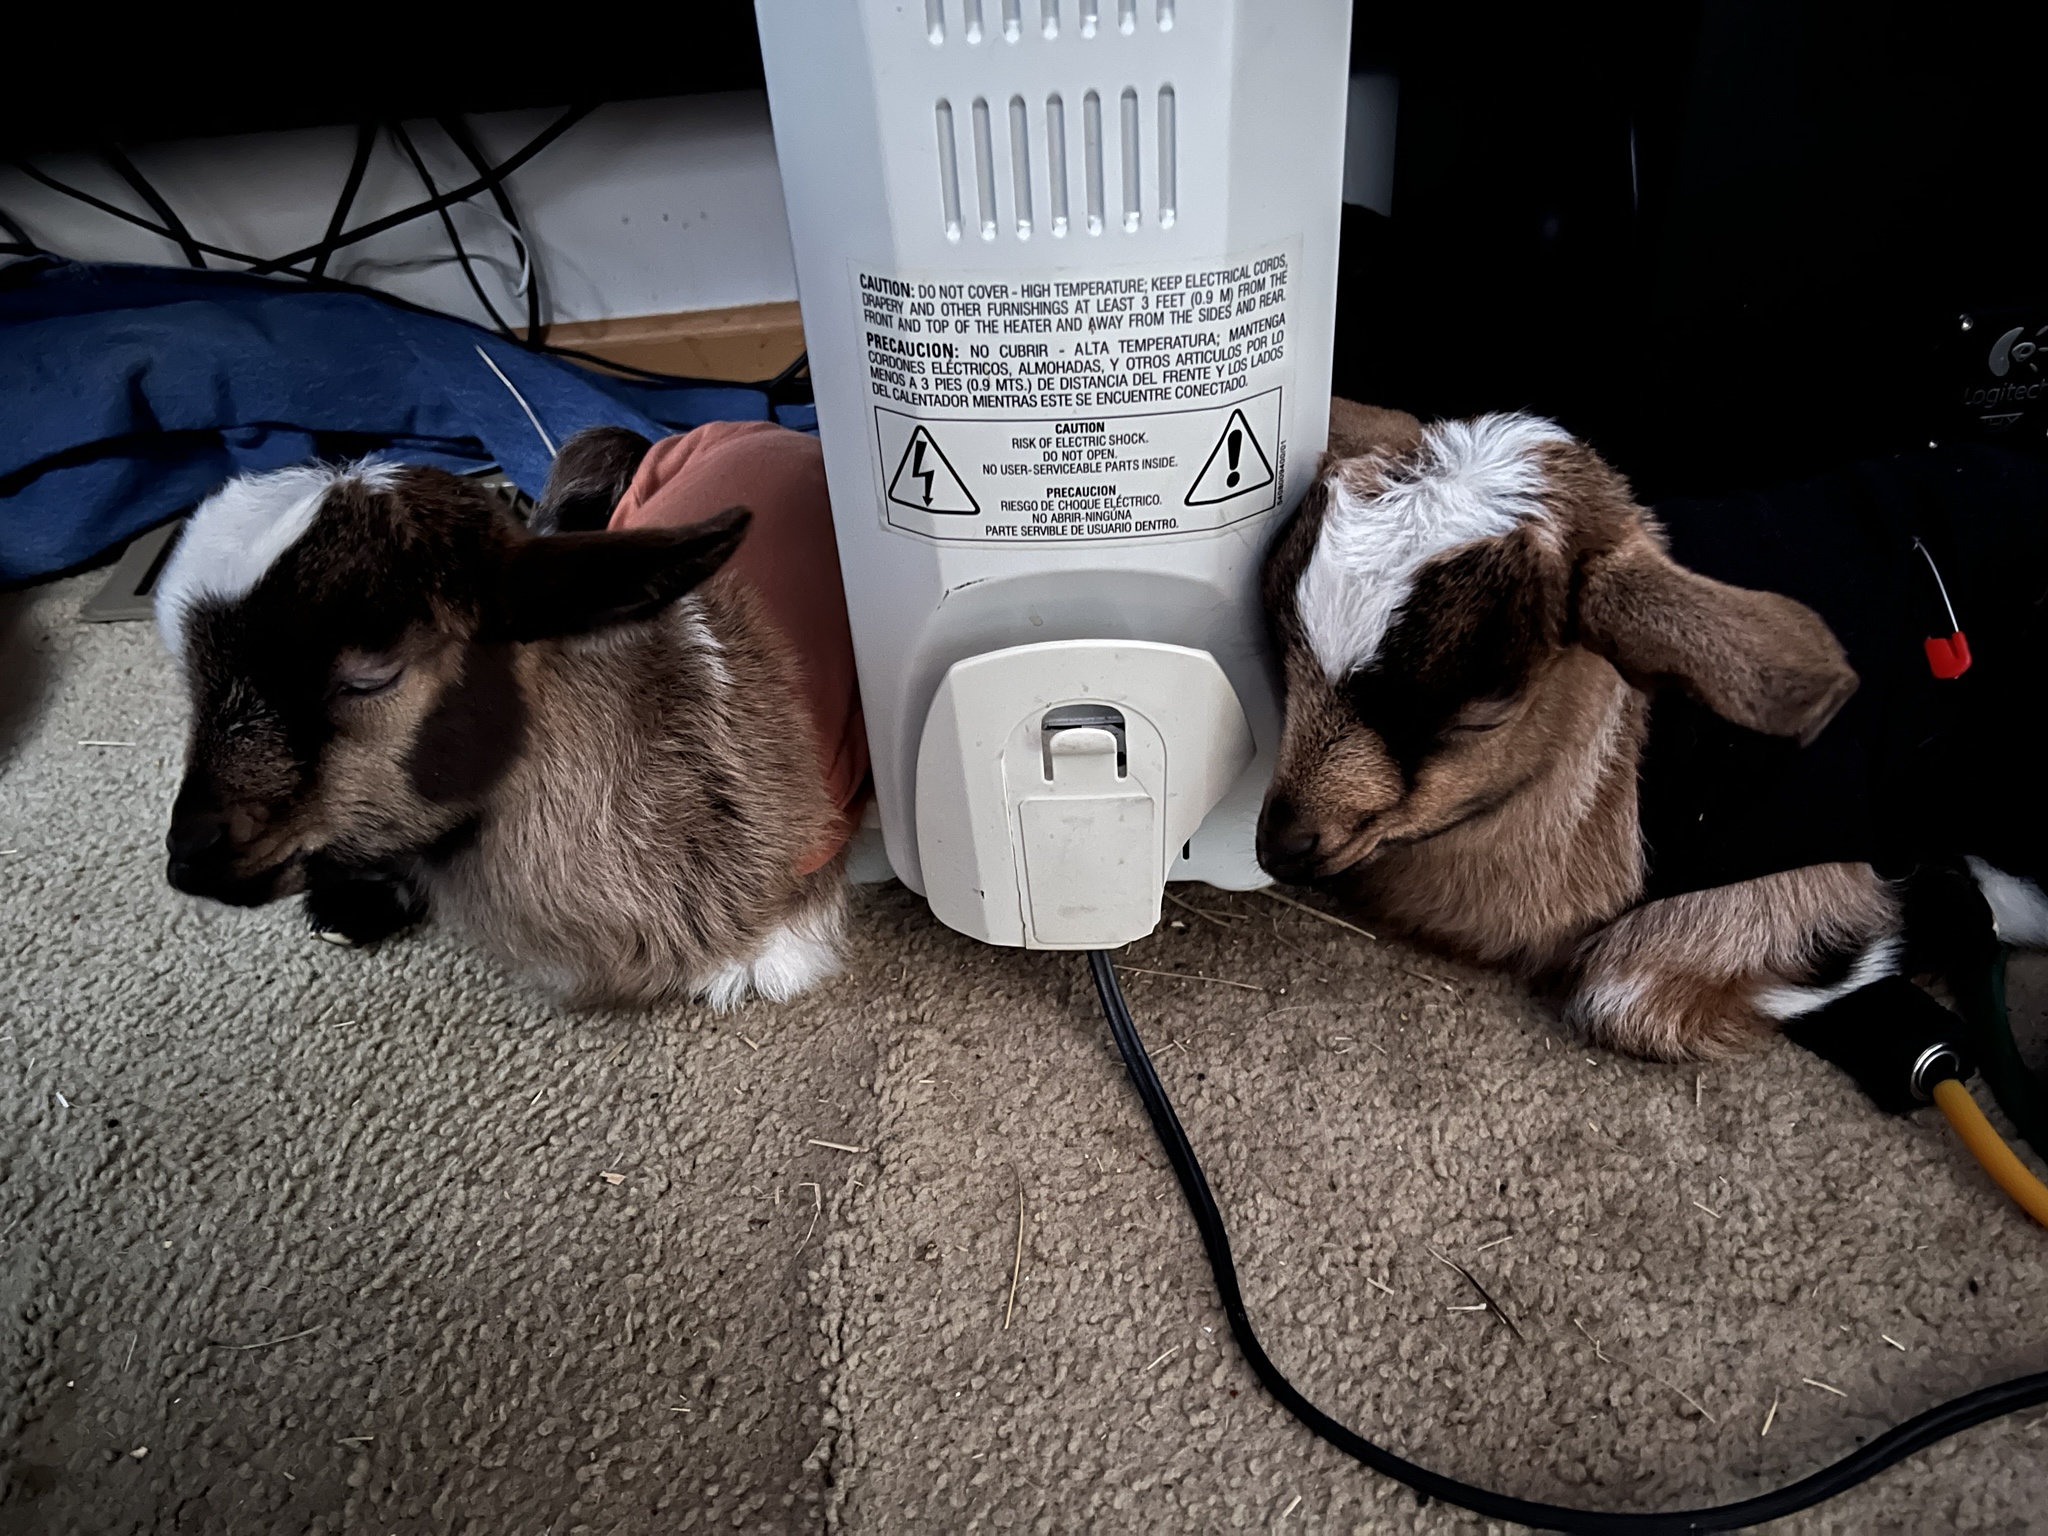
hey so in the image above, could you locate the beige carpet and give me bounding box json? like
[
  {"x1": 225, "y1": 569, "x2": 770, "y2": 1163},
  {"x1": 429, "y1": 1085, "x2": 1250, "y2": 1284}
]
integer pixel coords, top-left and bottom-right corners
[{"x1": 2, "y1": 570, "x2": 2044, "y2": 1535}]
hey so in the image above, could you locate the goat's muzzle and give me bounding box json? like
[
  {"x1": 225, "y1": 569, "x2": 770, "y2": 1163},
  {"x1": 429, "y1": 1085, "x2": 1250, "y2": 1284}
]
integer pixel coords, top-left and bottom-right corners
[
  {"x1": 164, "y1": 780, "x2": 295, "y2": 906},
  {"x1": 1257, "y1": 794, "x2": 1330, "y2": 884}
]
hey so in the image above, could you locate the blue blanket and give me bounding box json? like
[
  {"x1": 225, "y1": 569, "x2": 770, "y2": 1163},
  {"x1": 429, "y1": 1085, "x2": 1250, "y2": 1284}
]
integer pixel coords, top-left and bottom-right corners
[{"x1": 0, "y1": 258, "x2": 813, "y2": 583}]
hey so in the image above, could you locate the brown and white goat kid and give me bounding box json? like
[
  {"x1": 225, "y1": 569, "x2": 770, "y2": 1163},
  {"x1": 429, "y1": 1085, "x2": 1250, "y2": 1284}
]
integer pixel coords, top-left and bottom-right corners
[
  {"x1": 1257, "y1": 402, "x2": 2022, "y2": 1061},
  {"x1": 156, "y1": 459, "x2": 847, "y2": 1009}
]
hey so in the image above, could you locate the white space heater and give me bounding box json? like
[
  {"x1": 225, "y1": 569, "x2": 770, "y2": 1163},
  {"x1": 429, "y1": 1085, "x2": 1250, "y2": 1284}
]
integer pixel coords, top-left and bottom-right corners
[{"x1": 757, "y1": 0, "x2": 1352, "y2": 949}]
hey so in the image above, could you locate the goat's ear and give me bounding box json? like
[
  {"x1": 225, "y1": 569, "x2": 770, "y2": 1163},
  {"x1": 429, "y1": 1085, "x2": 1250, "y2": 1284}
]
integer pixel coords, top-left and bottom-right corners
[
  {"x1": 1575, "y1": 532, "x2": 1858, "y2": 744},
  {"x1": 1327, "y1": 398, "x2": 1424, "y2": 460},
  {"x1": 497, "y1": 506, "x2": 751, "y2": 641}
]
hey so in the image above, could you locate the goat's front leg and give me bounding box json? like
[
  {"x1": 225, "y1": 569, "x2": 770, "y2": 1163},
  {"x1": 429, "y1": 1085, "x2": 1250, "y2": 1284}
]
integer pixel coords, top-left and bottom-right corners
[
  {"x1": 303, "y1": 853, "x2": 431, "y2": 946},
  {"x1": 1562, "y1": 862, "x2": 1901, "y2": 1061}
]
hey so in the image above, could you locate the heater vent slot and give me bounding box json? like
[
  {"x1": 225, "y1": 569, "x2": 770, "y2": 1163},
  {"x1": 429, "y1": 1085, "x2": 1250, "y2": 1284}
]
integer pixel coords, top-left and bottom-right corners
[
  {"x1": 1118, "y1": 86, "x2": 1142, "y2": 231},
  {"x1": 1008, "y1": 94, "x2": 1034, "y2": 237},
  {"x1": 935, "y1": 99, "x2": 964, "y2": 241},
  {"x1": 971, "y1": 97, "x2": 999, "y2": 239},
  {"x1": 922, "y1": 0, "x2": 1177, "y2": 44},
  {"x1": 1156, "y1": 84, "x2": 1177, "y2": 226},
  {"x1": 1045, "y1": 93, "x2": 1071, "y2": 236},
  {"x1": 1083, "y1": 90, "x2": 1105, "y2": 234}
]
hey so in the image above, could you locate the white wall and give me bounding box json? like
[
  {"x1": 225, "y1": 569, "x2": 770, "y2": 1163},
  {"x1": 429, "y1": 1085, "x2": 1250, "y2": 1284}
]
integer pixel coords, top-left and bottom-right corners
[{"x1": 0, "y1": 94, "x2": 800, "y2": 330}]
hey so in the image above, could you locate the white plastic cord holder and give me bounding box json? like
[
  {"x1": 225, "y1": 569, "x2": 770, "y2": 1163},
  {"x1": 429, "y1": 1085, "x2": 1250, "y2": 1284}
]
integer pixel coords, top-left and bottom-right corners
[{"x1": 916, "y1": 638, "x2": 1253, "y2": 947}]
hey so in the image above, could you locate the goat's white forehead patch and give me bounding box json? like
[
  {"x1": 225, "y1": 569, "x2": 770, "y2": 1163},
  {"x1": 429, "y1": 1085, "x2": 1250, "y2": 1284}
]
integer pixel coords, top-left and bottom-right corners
[
  {"x1": 1294, "y1": 412, "x2": 1571, "y2": 683},
  {"x1": 155, "y1": 461, "x2": 404, "y2": 661}
]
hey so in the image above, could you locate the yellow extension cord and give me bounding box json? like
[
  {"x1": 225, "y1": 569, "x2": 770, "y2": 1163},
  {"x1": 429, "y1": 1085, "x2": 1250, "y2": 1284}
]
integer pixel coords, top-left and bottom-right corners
[{"x1": 1932, "y1": 1077, "x2": 2048, "y2": 1228}]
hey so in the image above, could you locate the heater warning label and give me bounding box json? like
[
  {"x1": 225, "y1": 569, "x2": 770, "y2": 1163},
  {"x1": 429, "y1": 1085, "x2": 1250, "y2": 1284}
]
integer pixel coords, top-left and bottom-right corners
[
  {"x1": 886, "y1": 425, "x2": 980, "y2": 515},
  {"x1": 853, "y1": 243, "x2": 1296, "y2": 541}
]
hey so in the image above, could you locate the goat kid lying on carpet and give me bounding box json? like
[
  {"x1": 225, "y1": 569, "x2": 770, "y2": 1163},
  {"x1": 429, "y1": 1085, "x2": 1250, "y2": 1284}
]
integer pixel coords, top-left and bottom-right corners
[
  {"x1": 1260, "y1": 401, "x2": 2048, "y2": 1060},
  {"x1": 156, "y1": 422, "x2": 867, "y2": 1009}
]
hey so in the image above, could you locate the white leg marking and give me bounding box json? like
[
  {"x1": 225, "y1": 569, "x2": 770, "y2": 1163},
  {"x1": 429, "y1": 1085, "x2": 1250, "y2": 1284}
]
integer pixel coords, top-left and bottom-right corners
[
  {"x1": 1755, "y1": 935, "x2": 1904, "y2": 1021},
  {"x1": 691, "y1": 902, "x2": 845, "y2": 1011},
  {"x1": 1966, "y1": 856, "x2": 2048, "y2": 948}
]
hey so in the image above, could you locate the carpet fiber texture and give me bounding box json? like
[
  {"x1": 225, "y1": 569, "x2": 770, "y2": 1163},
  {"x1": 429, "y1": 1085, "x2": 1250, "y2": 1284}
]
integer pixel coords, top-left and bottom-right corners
[{"x1": 1, "y1": 572, "x2": 2044, "y2": 1534}]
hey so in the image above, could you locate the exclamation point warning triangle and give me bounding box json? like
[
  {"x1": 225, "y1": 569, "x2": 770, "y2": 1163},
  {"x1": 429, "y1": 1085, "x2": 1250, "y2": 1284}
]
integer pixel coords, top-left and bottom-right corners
[
  {"x1": 1184, "y1": 409, "x2": 1275, "y2": 506},
  {"x1": 887, "y1": 426, "x2": 980, "y2": 514}
]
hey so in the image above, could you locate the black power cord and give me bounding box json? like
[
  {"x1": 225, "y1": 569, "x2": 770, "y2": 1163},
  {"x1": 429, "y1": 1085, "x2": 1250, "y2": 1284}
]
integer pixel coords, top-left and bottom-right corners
[
  {"x1": 98, "y1": 141, "x2": 205, "y2": 268},
  {"x1": 1086, "y1": 949, "x2": 2048, "y2": 1534},
  {"x1": 4, "y1": 106, "x2": 591, "y2": 277},
  {"x1": 4, "y1": 108, "x2": 811, "y2": 399},
  {"x1": 310, "y1": 124, "x2": 377, "y2": 280},
  {"x1": 389, "y1": 119, "x2": 518, "y2": 339},
  {"x1": 0, "y1": 200, "x2": 38, "y2": 257},
  {"x1": 436, "y1": 114, "x2": 542, "y2": 345}
]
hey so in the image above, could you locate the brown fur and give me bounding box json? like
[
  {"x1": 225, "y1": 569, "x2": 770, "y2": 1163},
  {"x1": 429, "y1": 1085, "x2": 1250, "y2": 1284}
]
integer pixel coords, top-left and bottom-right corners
[
  {"x1": 1258, "y1": 401, "x2": 1887, "y2": 1061},
  {"x1": 1326, "y1": 399, "x2": 1424, "y2": 461},
  {"x1": 438, "y1": 579, "x2": 845, "y2": 1008}
]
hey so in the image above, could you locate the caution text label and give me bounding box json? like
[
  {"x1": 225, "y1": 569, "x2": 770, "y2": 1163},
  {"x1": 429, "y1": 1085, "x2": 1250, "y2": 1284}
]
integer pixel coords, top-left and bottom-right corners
[{"x1": 856, "y1": 243, "x2": 1296, "y2": 542}]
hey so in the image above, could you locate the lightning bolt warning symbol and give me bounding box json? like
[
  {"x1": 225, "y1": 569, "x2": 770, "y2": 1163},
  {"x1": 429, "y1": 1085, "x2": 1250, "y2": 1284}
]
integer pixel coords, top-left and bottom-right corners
[
  {"x1": 885, "y1": 424, "x2": 980, "y2": 515},
  {"x1": 911, "y1": 437, "x2": 935, "y2": 505}
]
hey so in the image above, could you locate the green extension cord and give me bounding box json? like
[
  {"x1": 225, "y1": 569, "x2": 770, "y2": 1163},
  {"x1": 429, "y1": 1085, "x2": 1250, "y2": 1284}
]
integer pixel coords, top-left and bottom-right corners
[{"x1": 1950, "y1": 946, "x2": 2048, "y2": 1165}]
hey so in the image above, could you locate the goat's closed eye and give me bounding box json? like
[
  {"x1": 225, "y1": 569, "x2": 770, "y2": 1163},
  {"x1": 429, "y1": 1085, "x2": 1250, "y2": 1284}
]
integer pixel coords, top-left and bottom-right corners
[
  {"x1": 334, "y1": 659, "x2": 404, "y2": 697},
  {"x1": 1446, "y1": 695, "x2": 1520, "y2": 734}
]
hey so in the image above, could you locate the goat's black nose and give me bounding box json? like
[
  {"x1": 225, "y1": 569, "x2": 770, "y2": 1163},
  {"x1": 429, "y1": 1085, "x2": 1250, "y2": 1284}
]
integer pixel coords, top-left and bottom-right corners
[
  {"x1": 1269, "y1": 822, "x2": 1319, "y2": 860},
  {"x1": 1258, "y1": 797, "x2": 1322, "y2": 872},
  {"x1": 1253, "y1": 798, "x2": 1318, "y2": 860},
  {"x1": 165, "y1": 816, "x2": 227, "y2": 866}
]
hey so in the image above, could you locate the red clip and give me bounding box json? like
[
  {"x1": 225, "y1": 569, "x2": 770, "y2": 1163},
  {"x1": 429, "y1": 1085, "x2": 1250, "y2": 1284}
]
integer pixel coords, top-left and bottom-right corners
[{"x1": 1924, "y1": 631, "x2": 1972, "y2": 679}]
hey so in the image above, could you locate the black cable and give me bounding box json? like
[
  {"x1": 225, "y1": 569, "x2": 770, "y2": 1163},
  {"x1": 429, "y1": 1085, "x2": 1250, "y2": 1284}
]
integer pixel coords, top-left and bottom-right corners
[
  {"x1": 6, "y1": 158, "x2": 220, "y2": 252},
  {"x1": 244, "y1": 106, "x2": 591, "y2": 276},
  {"x1": 532, "y1": 338, "x2": 809, "y2": 396},
  {"x1": 8, "y1": 106, "x2": 806, "y2": 395},
  {"x1": 5, "y1": 107, "x2": 592, "y2": 278},
  {"x1": 436, "y1": 115, "x2": 542, "y2": 344},
  {"x1": 311, "y1": 125, "x2": 377, "y2": 280},
  {"x1": 1085, "y1": 950, "x2": 2048, "y2": 1534},
  {"x1": 6, "y1": 160, "x2": 212, "y2": 258},
  {"x1": 99, "y1": 142, "x2": 205, "y2": 268},
  {"x1": 389, "y1": 121, "x2": 515, "y2": 338},
  {"x1": 0, "y1": 201, "x2": 38, "y2": 254},
  {"x1": 759, "y1": 347, "x2": 812, "y2": 395}
]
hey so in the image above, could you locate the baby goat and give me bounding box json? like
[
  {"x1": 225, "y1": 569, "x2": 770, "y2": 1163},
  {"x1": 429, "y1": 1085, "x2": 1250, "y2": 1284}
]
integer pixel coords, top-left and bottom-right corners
[
  {"x1": 1261, "y1": 403, "x2": 2048, "y2": 1059},
  {"x1": 157, "y1": 445, "x2": 851, "y2": 1009}
]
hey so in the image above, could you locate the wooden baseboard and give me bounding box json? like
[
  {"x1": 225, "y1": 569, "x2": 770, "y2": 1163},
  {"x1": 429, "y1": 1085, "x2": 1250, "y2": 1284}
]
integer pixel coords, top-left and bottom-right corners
[{"x1": 532, "y1": 301, "x2": 806, "y2": 384}]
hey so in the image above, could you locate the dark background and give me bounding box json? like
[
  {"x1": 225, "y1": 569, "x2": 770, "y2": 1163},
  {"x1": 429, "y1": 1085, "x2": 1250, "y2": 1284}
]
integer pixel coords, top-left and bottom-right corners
[
  {"x1": 5, "y1": 2, "x2": 2040, "y2": 501},
  {"x1": 1335, "y1": 0, "x2": 2044, "y2": 499}
]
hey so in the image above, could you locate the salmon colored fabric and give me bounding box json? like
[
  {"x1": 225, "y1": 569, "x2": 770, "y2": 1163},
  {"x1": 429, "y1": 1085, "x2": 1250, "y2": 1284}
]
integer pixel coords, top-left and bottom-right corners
[{"x1": 610, "y1": 421, "x2": 869, "y2": 875}]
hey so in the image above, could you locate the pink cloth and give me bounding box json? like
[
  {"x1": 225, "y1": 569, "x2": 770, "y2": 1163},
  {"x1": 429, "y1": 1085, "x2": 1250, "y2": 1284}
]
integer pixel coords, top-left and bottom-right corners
[{"x1": 610, "y1": 421, "x2": 868, "y2": 875}]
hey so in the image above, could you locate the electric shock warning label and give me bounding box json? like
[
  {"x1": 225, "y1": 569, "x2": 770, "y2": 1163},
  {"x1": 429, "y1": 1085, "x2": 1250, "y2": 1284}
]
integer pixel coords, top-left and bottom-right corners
[{"x1": 854, "y1": 243, "x2": 1296, "y2": 541}]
